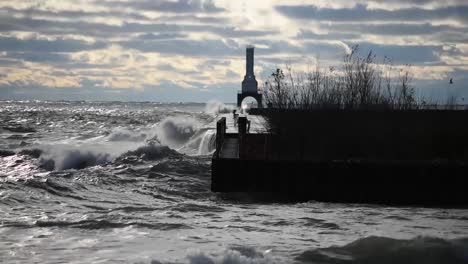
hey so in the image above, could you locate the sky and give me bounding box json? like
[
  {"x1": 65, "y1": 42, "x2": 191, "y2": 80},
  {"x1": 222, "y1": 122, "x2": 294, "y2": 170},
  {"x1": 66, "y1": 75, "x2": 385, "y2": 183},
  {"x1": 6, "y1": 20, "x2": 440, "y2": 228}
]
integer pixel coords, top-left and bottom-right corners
[{"x1": 0, "y1": 0, "x2": 466, "y2": 102}]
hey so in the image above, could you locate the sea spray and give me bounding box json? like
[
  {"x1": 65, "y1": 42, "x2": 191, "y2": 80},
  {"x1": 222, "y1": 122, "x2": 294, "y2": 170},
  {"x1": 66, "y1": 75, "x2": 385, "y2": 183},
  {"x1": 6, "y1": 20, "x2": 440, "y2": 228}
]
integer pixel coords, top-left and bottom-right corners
[
  {"x1": 36, "y1": 116, "x2": 215, "y2": 170},
  {"x1": 197, "y1": 129, "x2": 216, "y2": 155},
  {"x1": 172, "y1": 128, "x2": 217, "y2": 156},
  {"x1": 37, "y1": 128, "x2": 152, "y2": 170},
  {"x1": 38, "y1": 143, "x2": 128, "y2": 170},
  {"x1": 205, "y1": 100, "x2": 235, "y2": 115},
  {"x1": 106, "y1": 128, "x2": 148, "y2": 142},
  {"x1": 150, "y1": 116, "x2": 216, "y2": 155},
  {"x1": 154, "y1": 116, "x2": 200, "y2": 147}
]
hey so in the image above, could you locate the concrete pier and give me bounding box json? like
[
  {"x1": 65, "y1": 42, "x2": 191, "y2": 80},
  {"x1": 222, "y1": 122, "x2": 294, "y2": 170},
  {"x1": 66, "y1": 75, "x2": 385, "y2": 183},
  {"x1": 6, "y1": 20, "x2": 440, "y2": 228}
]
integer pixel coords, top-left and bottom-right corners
[
  {"x1": 211, "y1": 112, "x2": 468, "y2": 207},
  {"x1": 212, "y1": 44, "x2": 468, "y2": 207},
  {"x1": 213, "y1": 113, "x2": 268, "y2": 159}
]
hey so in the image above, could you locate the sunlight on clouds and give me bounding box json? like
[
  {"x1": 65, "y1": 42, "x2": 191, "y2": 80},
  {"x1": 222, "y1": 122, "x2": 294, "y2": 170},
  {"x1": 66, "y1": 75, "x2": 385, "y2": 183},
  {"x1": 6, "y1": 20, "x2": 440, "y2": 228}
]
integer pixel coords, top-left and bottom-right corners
[
  {"x1": 411, "y1": 65, "x2": 458, "y2": 80},
  {"x1": 367, "y1": 0, "x2": 467, "y2": 10},
  {"x1": 37, "y1": 0, "x2": 108, "y2": 12},
  {"x1": 4, "y1": 64, "x2": 81, "y2": 88},
  {"x1": 0, "y1": 0, "x2": 466, "y2": 100},
  {"x1": 71, "y1": 45, "x2": 131, "y2": 66},
  {"x1": 100, "y1": 76, "x2": 142, "y2": 89},
  {"x1": 70, "y1": 45, "x2": 243, "y2": 90},
  {"x1": 440, "y1": 55, "x2": 468, "y2": 66}
]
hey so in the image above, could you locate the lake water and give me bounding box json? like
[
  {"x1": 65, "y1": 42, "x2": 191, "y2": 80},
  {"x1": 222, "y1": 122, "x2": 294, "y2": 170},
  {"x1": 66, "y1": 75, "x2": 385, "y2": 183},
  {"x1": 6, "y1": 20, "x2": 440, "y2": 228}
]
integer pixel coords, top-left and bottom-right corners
[{"x1": 1, "y1": 101, "x2": 467, "y2": 263}]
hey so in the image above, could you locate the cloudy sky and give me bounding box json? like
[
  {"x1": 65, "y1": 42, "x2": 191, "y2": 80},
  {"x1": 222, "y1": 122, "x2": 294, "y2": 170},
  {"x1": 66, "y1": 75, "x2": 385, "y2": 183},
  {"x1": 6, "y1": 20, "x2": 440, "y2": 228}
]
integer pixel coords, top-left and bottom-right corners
[{"x1": 0, "y1": 0, "x2": 466, "y2": 102}]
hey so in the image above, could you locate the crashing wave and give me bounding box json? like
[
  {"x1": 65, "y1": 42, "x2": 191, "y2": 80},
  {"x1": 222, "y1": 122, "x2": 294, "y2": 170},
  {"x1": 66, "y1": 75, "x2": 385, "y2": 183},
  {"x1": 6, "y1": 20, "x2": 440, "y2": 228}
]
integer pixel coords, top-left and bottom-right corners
[
  {"x1": 205, "y1": 100, "x2": 235, "y2": 115},
  {"x1": 154, "y1": 116, "x2": 199, "y2": 146},
  {"x1": 197, "y1": 129, "x2": 216, "y2": 155},
  {"x1": 38, "y1": 146, "x2": 112, "y2": 171},
  {"x1": 181, "y1": 246, "x2": 275, "y2": 264},
  {"x1": 14, "y1": 114, "x2": 216, "y2": 171},
  {"x1": 106, "y1": 128, "x2": 148, "y2": 142},
  {"x1": 296, "y1": 236, "x2": 468, "y2": 264},
  {"x1": 175, "y1": 128, "x2": 216, "y2": 155},
  {"x1": 152, "y1": 116, "x2": 216, "y2": 155},
  {"x1": 118, "y1": 144, "x2": 179, "y2": 161},
  {"x1": 35, "y1": 136, "x2": 145, "y2": 170}
]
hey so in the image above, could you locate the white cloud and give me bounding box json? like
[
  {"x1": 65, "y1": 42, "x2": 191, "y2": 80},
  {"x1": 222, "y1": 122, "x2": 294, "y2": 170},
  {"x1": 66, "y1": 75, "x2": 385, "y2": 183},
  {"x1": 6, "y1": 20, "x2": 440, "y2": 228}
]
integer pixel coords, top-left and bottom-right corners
[{"x1": 0, "y1": 0, "x2": 466, "y2": 101}]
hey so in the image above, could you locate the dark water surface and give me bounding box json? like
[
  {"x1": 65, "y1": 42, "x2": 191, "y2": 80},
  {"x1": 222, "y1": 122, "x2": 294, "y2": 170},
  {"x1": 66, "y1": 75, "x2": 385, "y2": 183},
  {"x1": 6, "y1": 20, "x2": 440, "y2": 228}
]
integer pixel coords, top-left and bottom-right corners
[{"x1": 1, "y1": 101, "x2": 467, "y2": 263}]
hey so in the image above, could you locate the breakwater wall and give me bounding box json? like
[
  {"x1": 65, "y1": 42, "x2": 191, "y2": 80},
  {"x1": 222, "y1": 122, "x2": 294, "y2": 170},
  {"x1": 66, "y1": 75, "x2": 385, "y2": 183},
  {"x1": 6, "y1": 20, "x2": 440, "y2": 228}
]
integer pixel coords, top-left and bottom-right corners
[
  {"x1": 212, "y1": 109, "x2": 468, "y2": 206},
  {"x1": 212, "y1": 158, "x2": 468, "y2": 206},
  {"x1": 259, "y1": 109, "x2": 468, "y2": 161}
]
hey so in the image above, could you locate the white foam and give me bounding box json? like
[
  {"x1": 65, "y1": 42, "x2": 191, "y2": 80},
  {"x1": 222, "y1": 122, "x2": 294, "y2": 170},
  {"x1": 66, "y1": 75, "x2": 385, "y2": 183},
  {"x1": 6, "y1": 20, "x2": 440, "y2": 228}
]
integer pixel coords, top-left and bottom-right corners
[
  {"x1": 38, "y1": 142, "x2": 140, "y2": 170},
  {"x1": 205, "y1": 100, "x2": 235, "y2": 115},
  {"x1": 197, "y1": 129, "x2": 216, "y2": 155},
  {"x1": 186, "y1": 248, "x2": 277, "y2": 264},
  {"x1": 153, "y1": 116, "x2": 200, "y2": 147},
  {"x1": 34, "y1": 115, "x2": 216, "y2": 170}
]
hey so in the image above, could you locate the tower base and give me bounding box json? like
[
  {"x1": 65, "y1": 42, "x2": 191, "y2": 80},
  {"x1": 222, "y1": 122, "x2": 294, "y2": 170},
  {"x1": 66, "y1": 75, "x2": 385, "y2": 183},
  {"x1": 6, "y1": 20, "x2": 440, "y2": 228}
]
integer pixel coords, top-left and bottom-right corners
[{"x1": 238, "y1": 92, "x2": 262, "y2": 108}]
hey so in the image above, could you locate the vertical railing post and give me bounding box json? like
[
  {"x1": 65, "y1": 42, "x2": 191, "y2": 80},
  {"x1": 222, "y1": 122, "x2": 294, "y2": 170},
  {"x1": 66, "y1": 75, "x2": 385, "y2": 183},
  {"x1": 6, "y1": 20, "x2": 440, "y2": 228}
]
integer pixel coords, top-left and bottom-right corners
[
  {"x1": 238, "y1": 117, "x2": 247, "y2": 159},
  {"x1": 216, "y1": 117, "x2": 226, "y2": 158}
]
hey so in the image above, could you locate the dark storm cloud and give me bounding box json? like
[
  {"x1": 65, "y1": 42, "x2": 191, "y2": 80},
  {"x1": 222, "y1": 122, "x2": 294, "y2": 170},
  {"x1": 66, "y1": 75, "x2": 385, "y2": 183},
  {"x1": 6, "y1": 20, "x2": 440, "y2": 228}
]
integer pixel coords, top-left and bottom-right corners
[
  {"x1": 204, "y1": 59, "x2": 231, "y2": 66},
  {"x1": 275, "y1": 4, "x2": 468, "y2": 23},
  {"x1": 95, "y1": 0, "x2": 225, "y2": 13},
  {"x1": 0, "y1": 16, "x2": 275, "y2": 39},
  {"x1": 0, "y1": 0, "x2": 466, "y2": 102},
  {"x1": 433, "y1": 32, "x2": 468, "y2": 43},
  {"x1": 213, "y1": 27, "x2": 277, "y2": 38},
  {"x1": 254, "y1": 40, "x2": 348, "y2": 59},
  {"x1": 296, "y1": 30, "x2": 360, "y2": 40},
  {"x1": 159, "y1": 14, "x2": 230, "y2": 24},
  {"x1": 137, "y1": 33, "x2": 187, "y2": 40},
  {"x1": 0, "y1": 6, "x2": 148, "y2": 21},
  {"x1": 0, "y1": 58, "x2": 22, "y2": 66},
  {"x1": 0, "y1": 16, "x2": 175, "y2": 36},
  {"x1": 0, "y1": 36, "x2": 106, "y2": 53},
  {"x1": 0, "y1": 6, "x2": 229, "y2": 25},
  {"x1": 119, "y1": 37, "x2": 346, "y2": 58},
  {"x1": 118, "y1": 39, "x2": 239, "y2": 56},
  {"x1": 319, "y1": 23, "x2": 468, "y2": 36},
  {"x1": 6, "y1": 51, "x2": 70, "y2": 63},
  {"x1": 371, "y1": 0, "x2": 467, "y2": 5}
]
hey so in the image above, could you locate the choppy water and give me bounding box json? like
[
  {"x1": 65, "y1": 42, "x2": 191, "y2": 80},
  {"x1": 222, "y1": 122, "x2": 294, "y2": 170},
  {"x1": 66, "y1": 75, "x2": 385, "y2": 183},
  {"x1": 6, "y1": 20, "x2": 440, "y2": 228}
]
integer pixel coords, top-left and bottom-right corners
[{"x1": 1, "y1": 100, "x2": 468, "y2": 264}]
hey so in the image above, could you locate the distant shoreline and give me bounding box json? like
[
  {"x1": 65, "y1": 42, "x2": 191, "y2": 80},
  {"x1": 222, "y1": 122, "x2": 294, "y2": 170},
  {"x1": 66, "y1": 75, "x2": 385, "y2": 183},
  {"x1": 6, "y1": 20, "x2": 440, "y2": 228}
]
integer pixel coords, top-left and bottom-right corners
[{"x1": 0, "y1": 99, "x2": 236, "y2": 104}]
